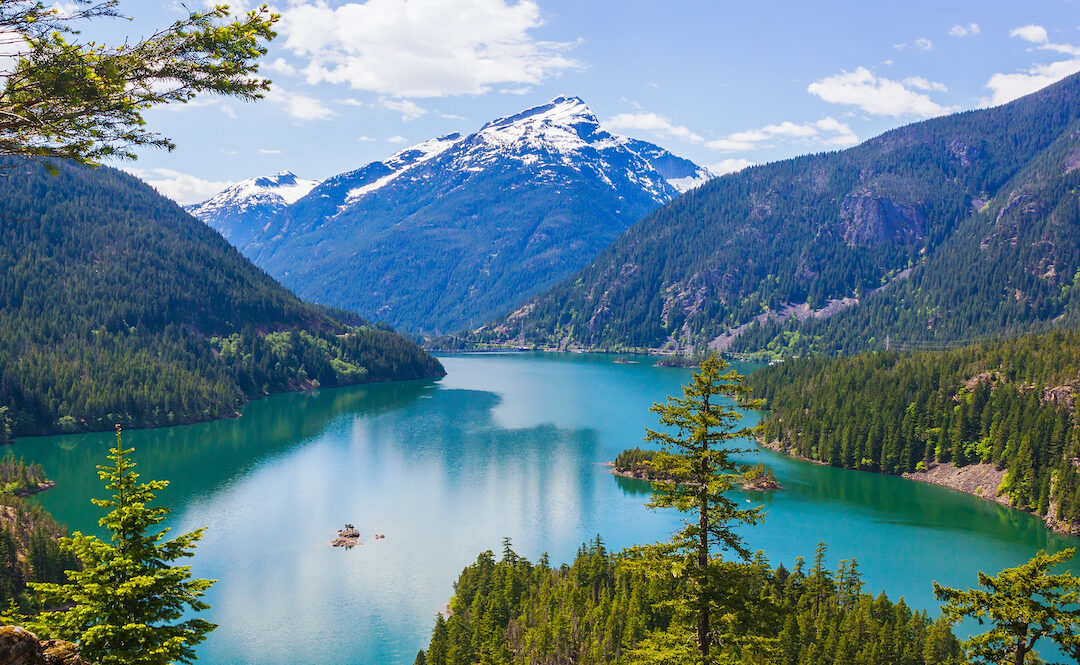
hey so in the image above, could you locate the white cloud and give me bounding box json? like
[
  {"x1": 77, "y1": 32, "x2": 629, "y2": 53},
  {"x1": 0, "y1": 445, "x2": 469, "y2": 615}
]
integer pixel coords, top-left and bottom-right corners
[
  {"x1": 894, "y1": 38, "x2": 932, "y2": 51},
  {"x1": 606, "y1": 112, "x2": 703, "y2": 143},
  {"x1": 707, "y1": 158, "x2": 754, "y2": 175},
  {"x1": 440, "y1": 112, "x2": 467, "y2": 120},
  {"x1": 500, "y1": 86, "x2": 533, "y2": 95},
  {"x1": 903, "y1": 76, "x2": 947, "y2": 92},
  {"x1": 949, "y1": 23, "x2": 980, "y2": 37},
  {"x1": 1005, "y1": 24, "x2": 1080, "y2": 55},
  {"x1": 984, "y1": 58, "x2": 1080, "y2": 105},
  {"x1": 126, "y1": 168, "x2": 234, "y2": 206},
  {"x1": 807, "y1": 67, "x2": 955, "y2": 117},
  {"x1": 220, "y1": 104, "x2": 237, "y2": 119},
  {"x1": 263, "y1": 57, "x2": 298, "y2": 77},
  {"x1": 1011, "y1": 24, "x2": 1049, "y2": 44},
  {"x1": 705, "y1": 116, "x2": 858, "y2": 152},
  {"x1": 49, "y1": 2, "x2": 81, "y2": 18},
  {"x1": 983, "y1": 28, "x2": 1080, "y2": 105},
  {"x1": 357, "y1": 135, "x2": 376, "y2": 142},
  {"x1": 0, "y1": 30, "x2": 27, "y2": 89},
  {"x1": 258, "y1": 148, "x2": 282, "y2": 154},
  {"x1": 200, "y1": 0, "x2": 253, "y2": 13},
  {"x1": 386, "y1": 135, "x2": 408, "y2": 144},
  {"x1": 380, "y1": 97, "x2": 427, "y2": 120},
  {"x1": 266, "y1": 87, "x2": 338, "y2": 120},
  {"x1": 279, "y1": 0, "x2": 582, "y2": 98},
  {"x1": 337, "y1": 98, "x2": 365, "y2": 107}
]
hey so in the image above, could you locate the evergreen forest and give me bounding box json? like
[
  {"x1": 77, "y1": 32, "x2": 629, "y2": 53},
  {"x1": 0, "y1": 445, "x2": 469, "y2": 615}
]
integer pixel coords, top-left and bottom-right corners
[
  {"x1": 0, "y1": 159, "x2": 444, "y2": 438},
  {"x1": 748, "y1": 329, "x2": 1080, "y2": 525},
  {"x1": 414, "y1": 540, "x2": 963, "y2": 665}
]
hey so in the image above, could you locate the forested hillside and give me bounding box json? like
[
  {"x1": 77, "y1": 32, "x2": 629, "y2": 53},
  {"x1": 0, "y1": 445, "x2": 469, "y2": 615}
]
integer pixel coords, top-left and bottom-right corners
[
  {"x1": 0, "y1": 493, "x2": 79, "y2": 609},
  {"x1": 747, "y1": 329, "x2": 1080, "y2": 527},
  {"x1": 415, "y1": 540, "x2": 962, "y2": 665},
  {"x1": 0, "y1": 160, "x2": 444, "y2": 438},
  {"x1": 480, "y1": 73, "x2": 1080, "y2": 354}
]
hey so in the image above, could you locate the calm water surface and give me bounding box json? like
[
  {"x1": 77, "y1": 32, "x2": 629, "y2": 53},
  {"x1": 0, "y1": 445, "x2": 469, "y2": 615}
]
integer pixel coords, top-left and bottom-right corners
[{"x1": 12, "y1": 353, "x2": 1080, "y2": 664}]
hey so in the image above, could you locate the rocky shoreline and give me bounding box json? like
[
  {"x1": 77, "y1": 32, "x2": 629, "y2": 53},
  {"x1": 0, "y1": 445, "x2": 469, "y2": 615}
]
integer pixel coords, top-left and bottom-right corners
[{"x1": 763, "y1": 439, "x2": 1080, "y2": 536}]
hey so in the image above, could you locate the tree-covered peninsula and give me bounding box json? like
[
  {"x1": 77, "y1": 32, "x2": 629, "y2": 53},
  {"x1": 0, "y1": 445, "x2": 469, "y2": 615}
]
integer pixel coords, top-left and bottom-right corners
[{"x1": 747, "y1": 329, "x2": 1080, "y2": 531}]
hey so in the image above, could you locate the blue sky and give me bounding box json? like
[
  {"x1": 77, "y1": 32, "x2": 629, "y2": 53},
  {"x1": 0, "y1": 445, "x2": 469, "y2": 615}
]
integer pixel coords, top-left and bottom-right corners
[{"x1": 85, "y1": 0, "x2": 1080, "y2": 203}]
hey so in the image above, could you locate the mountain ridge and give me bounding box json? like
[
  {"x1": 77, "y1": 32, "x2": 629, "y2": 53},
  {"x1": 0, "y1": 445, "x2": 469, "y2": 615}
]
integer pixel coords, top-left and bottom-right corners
[
  {"x1": 188, "y1": 96, "x2": 713, "y2": 333},
  {"x1": 477, "y1": 73, "x2": 1080, "y2": 355}
]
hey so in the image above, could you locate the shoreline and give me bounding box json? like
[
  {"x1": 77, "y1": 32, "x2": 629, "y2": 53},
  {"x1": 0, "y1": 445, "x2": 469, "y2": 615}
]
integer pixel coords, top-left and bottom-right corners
[
  {"x1": 605, "y1": 463, "x2": 783, "y2": 492},
  {"x1": 13, "y1": 480, "x2": 55, "y2": 498},
  {"x1": 762, "y1": 439, "x2": 1080, "y2": 536},
  {"x1": 5, "y1": 373, "x2": 445, "y2": 444}
]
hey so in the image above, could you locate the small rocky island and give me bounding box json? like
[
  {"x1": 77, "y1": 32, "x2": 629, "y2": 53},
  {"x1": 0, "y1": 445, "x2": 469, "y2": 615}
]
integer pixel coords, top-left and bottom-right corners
[
  {"x1": 609, "y1": 447, "x2": 783, "y2": 491},
  {"x1": 331, "y1": 524, "x2": 361, "y2": 548}
]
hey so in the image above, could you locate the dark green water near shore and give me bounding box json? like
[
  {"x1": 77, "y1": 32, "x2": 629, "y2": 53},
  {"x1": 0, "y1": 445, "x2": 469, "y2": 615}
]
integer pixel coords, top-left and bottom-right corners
[{"x1": 12, "y1": 353, "x2": 1080, "y2": 663}]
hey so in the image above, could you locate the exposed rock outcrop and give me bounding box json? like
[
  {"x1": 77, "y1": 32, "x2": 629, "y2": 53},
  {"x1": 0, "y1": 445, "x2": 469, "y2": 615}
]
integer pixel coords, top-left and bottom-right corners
[
  {"x1": 330, "y1": 524, "x2": 361, "y2": 548},
  {"x1": 0, "y1": 626, "x2": 86, "y2": 665},
  {"x1": 901, "y1": 462, "x2": 1007, "y2": 506}
]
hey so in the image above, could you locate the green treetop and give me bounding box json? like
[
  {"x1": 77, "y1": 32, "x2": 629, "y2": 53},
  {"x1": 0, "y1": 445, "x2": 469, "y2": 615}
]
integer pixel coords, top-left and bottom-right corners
[
  {"x1": 0, "y1": 1, "x2": 277, "y2": 165},
  {"x1": 934, "y1": 548, "x2": 1080, "y2": 665},
  {"x1": 638, "y1": 353, "x2": 766, "y2": 662},
  {"x1": 24, "y1": 425, "x2": 216, "y2": 665}
]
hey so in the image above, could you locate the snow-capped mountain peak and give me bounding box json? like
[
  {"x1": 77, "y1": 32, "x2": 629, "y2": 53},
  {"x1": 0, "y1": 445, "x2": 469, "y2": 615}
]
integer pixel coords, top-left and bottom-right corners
[
  {"x1": 185, "y1": 171, "x2": 320, "y2": 245},
  {"x1": 471, "y1": 96, "x2": 612, "y2": 158},
  {"x1": 185, "y1": 95, "x2": 716, "y2": 334},
  {"x1": 190, "y1": 171, "x2": 320, "y2": 214},
  {"x1": 247, "y1": 171, "x2": 321, "y2": 204},
  {"x1": 481, "y1": 95, "x2": 596, "y2": 132}
]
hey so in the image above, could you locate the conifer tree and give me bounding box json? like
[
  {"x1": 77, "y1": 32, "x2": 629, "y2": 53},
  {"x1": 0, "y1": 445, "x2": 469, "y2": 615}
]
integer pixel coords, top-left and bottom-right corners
[
  {"x1": 26, "y1": 425, "x2": 216, "y2": 665},
  {"x1": 641, "y1": 353, "x2": 765, "y2": 661},
  {"x1": 0, "y1": 1, "x2": 277, "y2": 165},
  {"x1": 934, "y1": 548, "x2": 1080, "y2": 665}
]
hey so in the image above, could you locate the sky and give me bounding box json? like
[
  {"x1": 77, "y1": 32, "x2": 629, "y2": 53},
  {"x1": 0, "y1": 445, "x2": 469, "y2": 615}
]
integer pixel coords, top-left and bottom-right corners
[{"x1": 64, "y1": 0, "x2": 1080, "y2": 204}]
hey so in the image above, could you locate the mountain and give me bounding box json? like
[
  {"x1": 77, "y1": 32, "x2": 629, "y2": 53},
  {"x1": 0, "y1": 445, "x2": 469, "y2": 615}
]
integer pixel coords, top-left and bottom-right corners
[
  {"x1": 480, "y1": 74, "x2": 1080, "y2": 354},
  {"x1": 184, "y1": 171, "x2": 319, "y2": 247},
  {"x1": 0, "y1": 159, "x2": 443, "y2": 438},
  {"x1": 188, "y1": 96, "x2": 713, "y2": 333}
]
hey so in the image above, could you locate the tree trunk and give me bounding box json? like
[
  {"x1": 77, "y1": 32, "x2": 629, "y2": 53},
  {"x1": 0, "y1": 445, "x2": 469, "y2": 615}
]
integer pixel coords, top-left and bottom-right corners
[
  {"x1": 1014, "y1": 629, "x2": 1027, "y2": 665},
  {"x1": 698, "y1": 466, "x2": 709, "y2": 659}
]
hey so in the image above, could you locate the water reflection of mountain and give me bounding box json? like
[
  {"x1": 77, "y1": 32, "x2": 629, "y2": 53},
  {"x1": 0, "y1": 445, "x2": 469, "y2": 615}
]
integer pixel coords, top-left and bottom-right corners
[{"x1": 14, "y1": 379, "x2": 439, "y2": 532}]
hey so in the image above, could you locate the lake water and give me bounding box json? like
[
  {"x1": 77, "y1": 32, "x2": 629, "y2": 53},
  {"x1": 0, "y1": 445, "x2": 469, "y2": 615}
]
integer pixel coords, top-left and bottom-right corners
[{"x1": 13, "y1": 352, "x2": 1080, "y2": 664}]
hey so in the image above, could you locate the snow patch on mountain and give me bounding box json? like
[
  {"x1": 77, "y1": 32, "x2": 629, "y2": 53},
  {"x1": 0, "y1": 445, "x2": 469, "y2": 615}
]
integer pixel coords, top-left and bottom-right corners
[
  {"x1": 667, "y1": 169, "x2": 714, "y2": 193},
  {"x1": 346, "y1": 133, "x2": 462, "y2": 202}
]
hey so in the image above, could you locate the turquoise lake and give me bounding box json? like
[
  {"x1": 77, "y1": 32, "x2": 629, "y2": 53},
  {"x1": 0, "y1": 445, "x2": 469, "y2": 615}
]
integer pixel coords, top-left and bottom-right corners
[{"x1": 12, "y1": 352, "x2": 1080, "y2": 663}]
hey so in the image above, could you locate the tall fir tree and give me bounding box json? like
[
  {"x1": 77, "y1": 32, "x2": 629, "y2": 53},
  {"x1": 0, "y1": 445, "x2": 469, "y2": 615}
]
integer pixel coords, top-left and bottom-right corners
[
  {"x1": 638, "y1": 353, "x2": 765, "y2": 662},
  {"x1": 26, "y1": 426, "x2": 216, "y2": 665}
]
